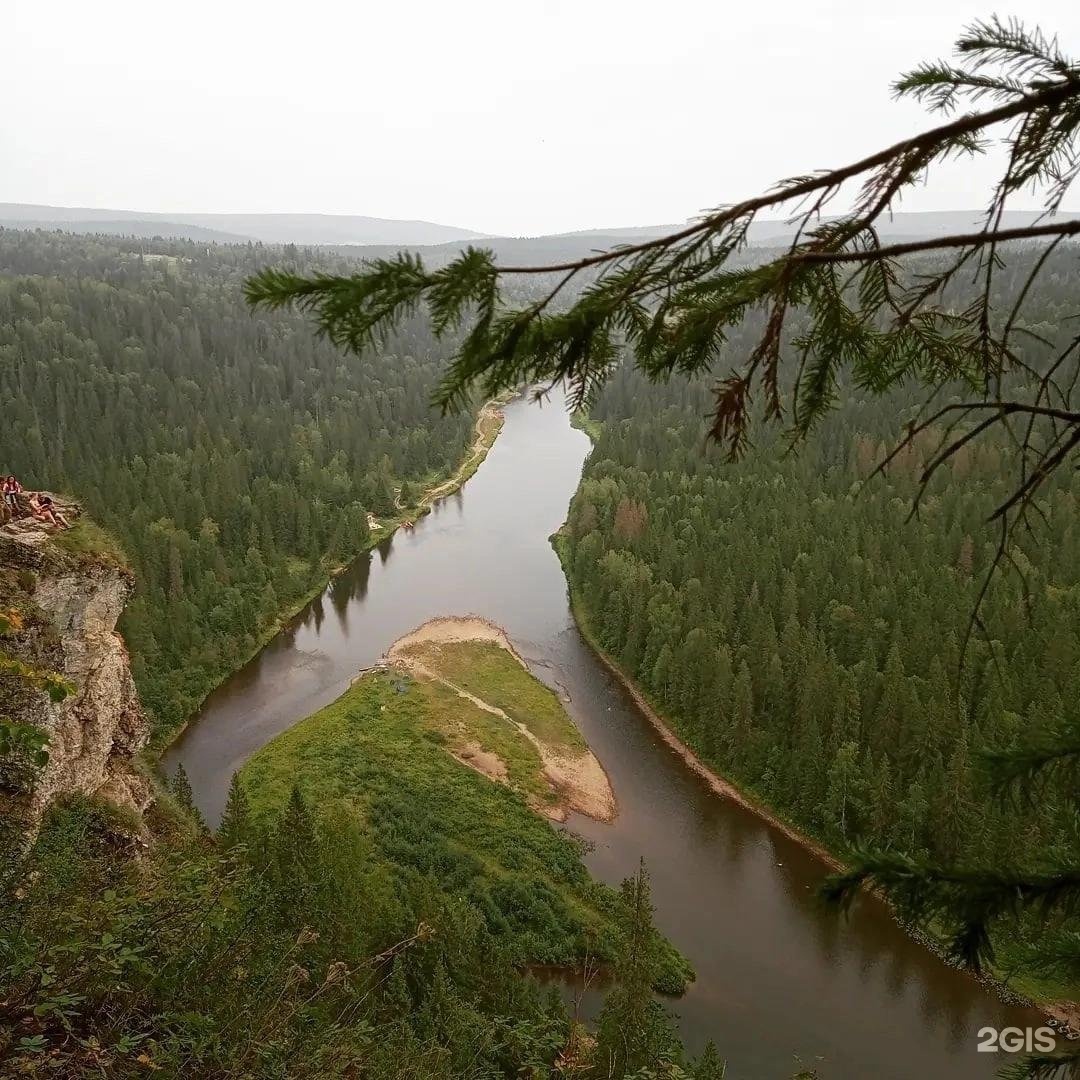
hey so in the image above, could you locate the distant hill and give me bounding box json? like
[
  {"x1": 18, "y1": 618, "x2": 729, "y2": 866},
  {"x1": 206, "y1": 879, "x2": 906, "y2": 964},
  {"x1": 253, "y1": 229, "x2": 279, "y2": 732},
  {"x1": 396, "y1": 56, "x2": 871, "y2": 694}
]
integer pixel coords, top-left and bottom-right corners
[
  {"x1": 0, "y1": 204, "x2": 488, "y2": 246},
  {"x1": 330, "y1": 210, "x2": 1080, "y2": 270},
  {"x1": 2, "y1": 204, "x2": 1075, "y2": 262},
  {"x1": 0, "y1": 218, "x2": 250, "y2": 243},
  {"x1": 544, "y1": 211, "x2": 1080, "y2": 247}
]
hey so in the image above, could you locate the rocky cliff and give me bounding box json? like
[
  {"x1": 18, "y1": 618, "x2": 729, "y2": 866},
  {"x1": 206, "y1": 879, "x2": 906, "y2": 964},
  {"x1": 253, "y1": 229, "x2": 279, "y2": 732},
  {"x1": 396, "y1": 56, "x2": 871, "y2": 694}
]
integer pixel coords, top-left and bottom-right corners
[{"x1": 0, "y1": 522, "x2": 152, "y2": 831}]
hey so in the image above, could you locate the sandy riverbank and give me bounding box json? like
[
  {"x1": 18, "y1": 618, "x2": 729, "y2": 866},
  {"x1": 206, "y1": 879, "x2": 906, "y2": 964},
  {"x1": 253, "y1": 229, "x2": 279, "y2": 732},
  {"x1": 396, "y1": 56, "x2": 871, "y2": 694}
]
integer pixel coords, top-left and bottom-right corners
[
  {"x1": 386, "y1": 616, "x2": 616, "y2": 824},
  {"x1": 554, "y1": 535, "x2": 1080, "y2": 1029}
]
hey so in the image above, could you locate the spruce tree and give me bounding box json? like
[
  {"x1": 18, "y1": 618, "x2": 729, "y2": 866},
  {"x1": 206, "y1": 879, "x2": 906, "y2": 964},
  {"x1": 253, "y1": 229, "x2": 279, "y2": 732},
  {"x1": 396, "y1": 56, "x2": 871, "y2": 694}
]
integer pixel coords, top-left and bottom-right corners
[
  {"x1": 691, "y1": 1041, "x2": 727, "y2": 1080},
  {"x1": 273, "y1": 785, "x2": 322, "y2": 921},
  {"x1": 170, "y1": 762, "x2": 195, "y2": 811},
  {"x1": 217, "y1": 771, "x2": 250, "y2": 850},
  {"x1": 594, "y1": 863, "x2": 682, "y2": 1078},
  {"x1": 170, "y1": 763, "x2": 207, "y2": 833}
]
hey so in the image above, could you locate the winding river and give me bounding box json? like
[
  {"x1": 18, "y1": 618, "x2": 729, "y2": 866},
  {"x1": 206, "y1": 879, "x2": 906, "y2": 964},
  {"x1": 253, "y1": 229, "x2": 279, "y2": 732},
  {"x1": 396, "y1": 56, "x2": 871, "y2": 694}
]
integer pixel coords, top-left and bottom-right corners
[{"x1": 164, "y1": 390, "x2": 1043, "y2": 1078}]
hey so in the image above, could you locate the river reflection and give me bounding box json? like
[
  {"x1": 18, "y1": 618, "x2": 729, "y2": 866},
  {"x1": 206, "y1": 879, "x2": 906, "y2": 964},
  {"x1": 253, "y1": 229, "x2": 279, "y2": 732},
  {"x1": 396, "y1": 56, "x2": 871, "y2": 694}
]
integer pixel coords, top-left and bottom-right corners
[{"x1": 165, "y1": 389, "x2": 1043, "y2": 1079}]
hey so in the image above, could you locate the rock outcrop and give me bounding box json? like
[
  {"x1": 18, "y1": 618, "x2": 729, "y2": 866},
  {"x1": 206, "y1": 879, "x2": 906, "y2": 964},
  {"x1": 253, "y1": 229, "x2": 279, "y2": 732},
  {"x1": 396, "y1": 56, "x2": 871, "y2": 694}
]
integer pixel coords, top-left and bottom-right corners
[{"x1": 0, "y1": 523, "x2": 152, "y2": 831}]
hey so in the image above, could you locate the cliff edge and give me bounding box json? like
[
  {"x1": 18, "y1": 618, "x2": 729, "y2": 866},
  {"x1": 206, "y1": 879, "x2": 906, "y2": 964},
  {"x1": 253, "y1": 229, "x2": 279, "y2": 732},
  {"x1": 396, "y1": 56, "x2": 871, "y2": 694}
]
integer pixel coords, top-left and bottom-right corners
[{"x1": 0, "y1": 518, "x2": 151, "y2": 832}]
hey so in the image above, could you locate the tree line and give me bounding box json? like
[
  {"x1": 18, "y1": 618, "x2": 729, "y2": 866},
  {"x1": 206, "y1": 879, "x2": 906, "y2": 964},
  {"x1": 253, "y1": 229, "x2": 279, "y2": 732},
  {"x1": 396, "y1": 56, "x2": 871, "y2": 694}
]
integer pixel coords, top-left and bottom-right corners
[
  {"x1": 560, "y1": 246, "x2": 1080, "y2": 985},
  {"x1": 0, "y1": 229, "x2": 475, "y2": 737}
]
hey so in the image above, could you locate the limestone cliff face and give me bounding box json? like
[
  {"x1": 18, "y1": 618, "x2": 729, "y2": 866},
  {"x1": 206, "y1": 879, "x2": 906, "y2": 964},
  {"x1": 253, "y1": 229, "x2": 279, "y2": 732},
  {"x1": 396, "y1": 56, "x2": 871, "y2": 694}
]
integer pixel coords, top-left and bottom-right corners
[{"x1": 0, "y1": 528, "x2": 152, "y2": 827}]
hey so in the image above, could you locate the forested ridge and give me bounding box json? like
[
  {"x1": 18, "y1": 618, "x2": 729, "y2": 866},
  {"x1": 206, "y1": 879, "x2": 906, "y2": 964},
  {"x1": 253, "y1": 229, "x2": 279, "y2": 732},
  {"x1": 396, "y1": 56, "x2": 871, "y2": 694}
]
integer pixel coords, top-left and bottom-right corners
[
  {"x1": 561, "y1": 245, "x2": 1080, "y2": 989},
  {"x1": 0, "y1": 229, "x2": 475, "y2": 737}
]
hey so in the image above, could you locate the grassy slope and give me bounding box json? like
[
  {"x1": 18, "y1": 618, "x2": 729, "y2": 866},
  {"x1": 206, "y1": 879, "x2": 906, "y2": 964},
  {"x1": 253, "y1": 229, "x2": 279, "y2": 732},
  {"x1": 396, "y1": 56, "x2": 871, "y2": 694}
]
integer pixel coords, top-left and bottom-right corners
[
  {"x1": 242, "y1": 669, "x2": 612, "y2": 966},
  {"x1": 50, "y1": 518, "x2": 128, "y2": 568},
  {"x1": 409, "y1": 668, "x2": 559, "y2": 812},
  {"x1": 241, "y1": 662, "x2": 691, "y2": 990},
  {"x1": 569, "y1": 410, "x2": 604, "y2": 443},
  {"x1": 405, "y1": 640, "x2": 586, "y2": 753}
]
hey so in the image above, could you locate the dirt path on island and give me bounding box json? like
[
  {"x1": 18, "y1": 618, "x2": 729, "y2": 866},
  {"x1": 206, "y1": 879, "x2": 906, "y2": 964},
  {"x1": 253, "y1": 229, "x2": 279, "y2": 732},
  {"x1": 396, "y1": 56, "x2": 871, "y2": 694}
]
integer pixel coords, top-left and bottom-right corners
[{"x1": 386, "y1": 616, "x2": 616, "y2": 824}]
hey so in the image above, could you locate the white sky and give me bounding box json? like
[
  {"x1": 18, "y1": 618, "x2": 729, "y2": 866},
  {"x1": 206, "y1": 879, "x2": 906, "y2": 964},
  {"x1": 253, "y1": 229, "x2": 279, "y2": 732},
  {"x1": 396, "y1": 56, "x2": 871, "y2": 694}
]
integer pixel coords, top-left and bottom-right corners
[{"x1": 4, "y1": 0, "x2": 1079, "y2": 235}]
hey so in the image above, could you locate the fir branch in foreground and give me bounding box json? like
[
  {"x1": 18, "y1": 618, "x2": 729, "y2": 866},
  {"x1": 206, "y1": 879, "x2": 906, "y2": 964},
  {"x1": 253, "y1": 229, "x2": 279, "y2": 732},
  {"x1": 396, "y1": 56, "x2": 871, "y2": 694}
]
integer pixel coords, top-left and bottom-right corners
[
  {"x1": 248, "y1": 19, "x2": 1080, "y2": 444},
  {"x1": 823, "y1": 851, "x2": 1080, "y2": 971},
  {"x1": 248, "y1": 17, "x2": 1080, "y2": 647},
  {"x1": 982, "y1": 714, "x2": 1080, "y2": 802}
]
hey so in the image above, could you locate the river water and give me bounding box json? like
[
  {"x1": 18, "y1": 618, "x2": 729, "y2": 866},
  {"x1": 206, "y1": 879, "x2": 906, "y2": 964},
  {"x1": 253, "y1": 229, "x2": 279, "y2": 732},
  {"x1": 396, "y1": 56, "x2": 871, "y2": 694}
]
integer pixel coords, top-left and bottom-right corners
[{"x1": 164, "y1": 390, "x2": 1043, "y2": 1078}]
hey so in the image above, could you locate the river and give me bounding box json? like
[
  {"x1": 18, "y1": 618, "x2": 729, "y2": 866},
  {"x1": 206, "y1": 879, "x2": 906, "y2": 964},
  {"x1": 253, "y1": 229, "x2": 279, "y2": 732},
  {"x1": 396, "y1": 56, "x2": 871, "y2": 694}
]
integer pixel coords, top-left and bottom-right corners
[{"x1": 164, "y1": 389, "x2": 1044, "y2": 1079}]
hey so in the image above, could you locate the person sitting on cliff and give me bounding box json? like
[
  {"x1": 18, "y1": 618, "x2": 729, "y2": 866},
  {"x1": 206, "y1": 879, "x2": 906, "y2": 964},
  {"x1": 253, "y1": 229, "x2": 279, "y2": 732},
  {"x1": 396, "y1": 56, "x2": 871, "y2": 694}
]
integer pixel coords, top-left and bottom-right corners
[
  {"x1": 3, "y1": 475, "x2": 23, "y2": 516},
  {"x1": 30, "y1": 493, "x2": 71, "y2": 530}
]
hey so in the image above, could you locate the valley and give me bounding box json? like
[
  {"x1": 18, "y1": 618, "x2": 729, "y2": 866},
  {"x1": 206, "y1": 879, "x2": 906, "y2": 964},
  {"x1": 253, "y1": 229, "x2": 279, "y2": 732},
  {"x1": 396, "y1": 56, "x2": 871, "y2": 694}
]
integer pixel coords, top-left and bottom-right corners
[
  {"x1": 7, "y1": 9, "x2": 1080, "y2": 1077},
  {"x1": 167, "y1": 389, "x2": 1043, "y2": 1078}
]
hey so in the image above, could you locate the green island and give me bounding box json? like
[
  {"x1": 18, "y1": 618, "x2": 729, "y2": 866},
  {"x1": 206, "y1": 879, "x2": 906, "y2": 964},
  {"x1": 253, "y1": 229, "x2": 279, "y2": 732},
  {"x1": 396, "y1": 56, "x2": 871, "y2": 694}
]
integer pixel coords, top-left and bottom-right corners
[
  {"x1": 2, "y1": 524, "x2": 696, "y2": 1078},
  {"x1": 384, "y1": 617, "x2": 608, "y2": 819},
  {"x1": 241, "y1": 617, "x2": 682, "y2": 984}
]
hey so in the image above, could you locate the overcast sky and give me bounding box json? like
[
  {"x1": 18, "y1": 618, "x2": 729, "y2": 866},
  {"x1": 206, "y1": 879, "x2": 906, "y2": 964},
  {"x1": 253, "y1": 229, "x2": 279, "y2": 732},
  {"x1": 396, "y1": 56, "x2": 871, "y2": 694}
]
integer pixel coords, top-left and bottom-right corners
[{"x1": 5, "y1": 1, "x2": 1079, "y2": 235}]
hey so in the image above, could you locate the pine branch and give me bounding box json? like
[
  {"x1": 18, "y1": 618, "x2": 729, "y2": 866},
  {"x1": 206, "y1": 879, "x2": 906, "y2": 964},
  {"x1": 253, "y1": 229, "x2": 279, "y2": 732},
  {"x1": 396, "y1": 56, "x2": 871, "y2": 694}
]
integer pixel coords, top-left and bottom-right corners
[
  {"x1": 824, "y1": 851, "x2": 1080, "y2": 970},
  {"x1": 489, "y1": 81, "x2": 1079, "y2": 276},
  {"x1": 246, "y1": 17, "x2": 1080, "y2": 600},
  {"x1": 787, "y1": 220, "x2": 1080, "y2": 263},
  {"x1": 247, "y1": 22, "x2": 1080, "y2": 448},
  {"x1": 982, "y1": 714, "x2": 1080, "y2": 799}
]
